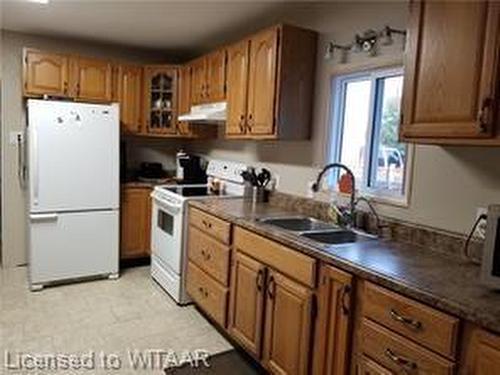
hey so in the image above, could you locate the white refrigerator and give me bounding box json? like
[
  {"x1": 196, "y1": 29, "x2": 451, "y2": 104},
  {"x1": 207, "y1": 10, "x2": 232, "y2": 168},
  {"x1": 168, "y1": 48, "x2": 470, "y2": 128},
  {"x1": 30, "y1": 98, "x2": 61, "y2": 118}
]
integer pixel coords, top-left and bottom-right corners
[{"x1": 27, "y1": 100, "x2": 120, "y2": 290}]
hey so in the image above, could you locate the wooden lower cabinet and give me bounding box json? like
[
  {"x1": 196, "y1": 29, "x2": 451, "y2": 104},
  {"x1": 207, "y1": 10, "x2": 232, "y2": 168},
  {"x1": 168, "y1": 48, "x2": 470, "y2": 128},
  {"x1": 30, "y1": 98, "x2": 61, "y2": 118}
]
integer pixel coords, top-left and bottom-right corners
[
  {"x1": 228, "y1": 251, "x2": 266, "y2": 358},
  {"x1": 185, "y1": 215, "x2": 500, "y2": 375},
  {"x1": 262, "y1": 270, "x2": 313, "y2": 375},
  {"x1": 120, "y1": 186, "x2": 151, "y2": 259},
  {"x1": 356, "y1": 356, "x2": 393, "y2": 375},
  {"x1": 359, "y1": 319, "x2": 454, "y2": 375},
  {"x1": 313, "y1": 264, "x2": 353, "y2": 375},
  {"x1": 228, "y1": 250, "x2": 314, "y2": 375},
  {"x1": 461, "y1": 326, "x2": 500, "y2": 375},
  {"x1": 186, "y1": 261, "x2": 228, "y2": 327}
]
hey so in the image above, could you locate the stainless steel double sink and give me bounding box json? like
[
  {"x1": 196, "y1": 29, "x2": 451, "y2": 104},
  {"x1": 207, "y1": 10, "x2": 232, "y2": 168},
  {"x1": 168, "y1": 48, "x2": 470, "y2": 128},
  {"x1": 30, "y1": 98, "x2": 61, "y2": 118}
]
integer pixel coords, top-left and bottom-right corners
[{"x1": 258, "y1": 216, "x2": 376, "y2": 245}]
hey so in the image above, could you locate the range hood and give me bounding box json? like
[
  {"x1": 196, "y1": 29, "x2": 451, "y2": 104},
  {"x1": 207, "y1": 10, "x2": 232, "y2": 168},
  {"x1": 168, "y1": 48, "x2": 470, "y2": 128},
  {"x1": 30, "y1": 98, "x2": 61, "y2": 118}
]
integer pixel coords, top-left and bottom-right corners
[{"x1": 178, "y1": 101, "x2": 226, "y2": 123}]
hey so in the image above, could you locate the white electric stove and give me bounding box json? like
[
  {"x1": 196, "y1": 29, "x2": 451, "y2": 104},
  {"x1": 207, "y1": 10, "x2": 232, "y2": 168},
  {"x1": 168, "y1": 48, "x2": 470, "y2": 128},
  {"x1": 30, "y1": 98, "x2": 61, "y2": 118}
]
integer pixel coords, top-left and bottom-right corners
[{"x1": 150, "y1": 160, "x2": 247, "y2": 304}]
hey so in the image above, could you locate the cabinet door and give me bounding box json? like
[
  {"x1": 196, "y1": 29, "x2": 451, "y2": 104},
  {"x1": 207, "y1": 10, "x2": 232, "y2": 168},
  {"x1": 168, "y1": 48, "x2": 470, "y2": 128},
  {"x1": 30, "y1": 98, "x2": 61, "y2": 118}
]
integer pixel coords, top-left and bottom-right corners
[
  {"x1": 263, "y1": 270, "x2": 313, "y2": 375},
  {"x1": 357, "y1": 356, "x2": 393, "y2": 375},
  {"x1": 190, "y1": 57, "x2": 207, "y2": 105},
  {"x1": 226, "y1": 40, "x2": 250, "y2": 136},
  {"x1": 143, "y1": 66, "x2": 178, "y2": 135},
  {"x1": 117, "y1": 65, "x2": 143, "y2": 134},
  {"x1": 72, "y1": 57, "x2": 112, "y2": 102},
  {"x1": 120, "y1": 187, "x2": 151, "y2": 259},
  {"x1": 23, "y1": 49, "x2": 69, "y2": 97},
  {"x1": 401, "y1": 1, "x2": 500, "y2": 140},
  {"x1": 466, "y1": 328, "x2": 500, "y2": 375},
  {"x1": 177, "y1": 65, "x2": 194, "y2": 137},
  {"x1": 247, "y1": 27, "x2": 278, "y2": 137},
  {"x1": 228, "y1": 251, "x2": 266, "y2": 358},
  {"x1": 313, "y1": 265, "x2": 353, "y2": 375},
  {"x1": 206, "y1": 49, "x2": 227, "y2": 102}
]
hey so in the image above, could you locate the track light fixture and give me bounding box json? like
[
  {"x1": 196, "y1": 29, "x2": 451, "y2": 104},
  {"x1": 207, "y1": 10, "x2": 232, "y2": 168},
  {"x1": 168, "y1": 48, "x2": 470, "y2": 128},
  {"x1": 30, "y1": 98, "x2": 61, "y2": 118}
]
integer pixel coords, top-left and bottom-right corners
[{"x1": 325, "y1": 25, "x2": 407, "y2": 63}]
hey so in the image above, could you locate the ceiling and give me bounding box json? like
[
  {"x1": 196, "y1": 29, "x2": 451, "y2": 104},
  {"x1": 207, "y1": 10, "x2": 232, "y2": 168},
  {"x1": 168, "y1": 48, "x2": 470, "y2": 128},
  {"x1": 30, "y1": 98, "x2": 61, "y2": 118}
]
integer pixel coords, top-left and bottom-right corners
[{"x1": 1, "y1": 0, "x2": 326, "y2": 56}]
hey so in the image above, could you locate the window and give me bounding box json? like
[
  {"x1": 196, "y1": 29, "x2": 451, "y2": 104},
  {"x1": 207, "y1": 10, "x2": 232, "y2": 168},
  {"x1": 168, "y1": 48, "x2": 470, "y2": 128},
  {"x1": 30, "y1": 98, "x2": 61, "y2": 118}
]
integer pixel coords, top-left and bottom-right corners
[{"x1": 329, "y1": 68, "x2": 411, "y2": 203}]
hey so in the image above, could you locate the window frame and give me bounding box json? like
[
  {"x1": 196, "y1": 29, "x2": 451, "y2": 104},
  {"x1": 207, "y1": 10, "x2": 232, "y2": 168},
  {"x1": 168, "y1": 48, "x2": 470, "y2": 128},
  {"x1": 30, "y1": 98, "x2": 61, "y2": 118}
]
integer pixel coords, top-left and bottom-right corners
[{"x1": 327, "y1": 66, "x2": 413, "y2": 207}]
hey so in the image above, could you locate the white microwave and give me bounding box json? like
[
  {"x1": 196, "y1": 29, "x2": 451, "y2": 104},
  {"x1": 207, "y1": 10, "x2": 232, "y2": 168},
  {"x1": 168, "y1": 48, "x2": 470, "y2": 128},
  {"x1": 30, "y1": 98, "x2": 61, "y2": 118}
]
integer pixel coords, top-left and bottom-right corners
[{"x1": 481, "y1": 205, "x2": 500, "y2": 288}]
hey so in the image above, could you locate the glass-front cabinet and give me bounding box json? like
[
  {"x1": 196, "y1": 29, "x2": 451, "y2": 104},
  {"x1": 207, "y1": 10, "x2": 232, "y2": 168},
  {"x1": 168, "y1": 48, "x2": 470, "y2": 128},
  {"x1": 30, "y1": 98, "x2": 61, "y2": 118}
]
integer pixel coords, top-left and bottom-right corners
[{"x1": 144, "y1": 66, "x2": 178, "y2": 135}]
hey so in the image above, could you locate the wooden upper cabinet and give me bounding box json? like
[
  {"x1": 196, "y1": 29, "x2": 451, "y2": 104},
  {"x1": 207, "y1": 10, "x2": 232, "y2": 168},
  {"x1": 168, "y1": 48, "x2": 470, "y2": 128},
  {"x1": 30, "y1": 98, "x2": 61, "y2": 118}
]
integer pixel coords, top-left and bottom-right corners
[
  {"x1": 225, "y1": 24, "x2": 317, "y2": 140},
  {"x1": 23, "y1": 49, "x2": 69, "y2": 97},
  {"x1": 143, "y1": 66, "x2": 178, "y2": 135},
  {"x1": 226, "y1": 40, "x2": 250, "y2": 136},
  {"x1": 177, "y1": 64, "x2": 193, "y2": 136},
  {"x1": 228, "y1": 251, "x2": 266, "y2": 358},
  {"x1": 178, "y1": 65, "x2": 192, "y2": 118},
  {"x1": 206, "y1": 49, "x2": 227, "y2": 102},
  {"x1": 401, "y1": 1, "x2": 500, "y2": 142},
  {"x1": 247, "y1": 27, "x2": 278, "y2": 137},
  {"x1": 190, "y1": 57, "x2": 207, "y2": 105},
  {"x1": 115, "y1": 65, "x2": 143, "y2": 134},
  {"x1": 262, "y1": 270, "x2": 313, "y2": 375},
  {"x1": 189, "y1": 50, "x2": 227, "y2": 105},
  {"x1": 313, "y1": 264, "x2": 354, "y2": 375},
  {"x1": 120, "y1": 186, "x2": 151, "y2": 259},
  {"x1": 71, "y1": 57, "x2": 112, "y2": 102}
]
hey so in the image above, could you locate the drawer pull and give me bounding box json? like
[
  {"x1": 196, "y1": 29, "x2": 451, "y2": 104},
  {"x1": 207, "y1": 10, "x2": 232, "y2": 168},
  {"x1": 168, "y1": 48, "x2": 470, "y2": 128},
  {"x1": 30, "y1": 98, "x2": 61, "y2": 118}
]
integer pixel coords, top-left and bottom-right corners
[
  {"x1": 201, "y1": 249, "x2": 211, "y2": 260},
  {"x1": 390, "y1": 309, "x2": 422, "y2": 331},
  {"x1": 198, "y1": 286, "x2": 209, "y2": 298},
  {"x1": 384, "y1": 348, "x2": 417, "y2": 370},
  {"x1": 202, "y1": 220, "x2": 212, "y2": 229}
]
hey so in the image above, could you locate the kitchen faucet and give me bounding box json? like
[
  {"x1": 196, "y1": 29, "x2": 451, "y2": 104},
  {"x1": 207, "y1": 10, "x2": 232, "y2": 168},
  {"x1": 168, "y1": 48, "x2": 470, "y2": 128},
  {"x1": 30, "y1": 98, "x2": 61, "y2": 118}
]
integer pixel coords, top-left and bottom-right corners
[{"x1": 311, "y1": 163, "x2": 356, "y2": 227}]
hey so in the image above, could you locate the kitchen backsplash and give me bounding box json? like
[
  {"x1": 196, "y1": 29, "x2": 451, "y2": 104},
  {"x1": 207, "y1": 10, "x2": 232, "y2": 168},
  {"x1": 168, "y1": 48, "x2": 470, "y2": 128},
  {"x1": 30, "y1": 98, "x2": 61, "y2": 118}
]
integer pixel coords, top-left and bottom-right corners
[{"x1": 268, "y1": 191, "x2": 484, "y2": 264}]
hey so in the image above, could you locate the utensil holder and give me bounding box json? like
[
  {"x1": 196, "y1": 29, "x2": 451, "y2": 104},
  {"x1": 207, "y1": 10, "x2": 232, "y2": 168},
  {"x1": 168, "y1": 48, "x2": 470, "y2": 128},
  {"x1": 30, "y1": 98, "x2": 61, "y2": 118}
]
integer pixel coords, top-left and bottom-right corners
[{"x1": 251, "y1": 186, "x2": 269, "y2": 204}]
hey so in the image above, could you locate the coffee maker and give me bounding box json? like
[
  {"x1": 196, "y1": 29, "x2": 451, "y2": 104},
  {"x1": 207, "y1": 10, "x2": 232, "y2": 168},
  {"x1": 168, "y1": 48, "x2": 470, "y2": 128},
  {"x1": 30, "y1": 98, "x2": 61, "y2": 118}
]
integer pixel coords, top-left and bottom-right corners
[{"x1": 176, "y1": 150, "x2": 207, "y2": 184}]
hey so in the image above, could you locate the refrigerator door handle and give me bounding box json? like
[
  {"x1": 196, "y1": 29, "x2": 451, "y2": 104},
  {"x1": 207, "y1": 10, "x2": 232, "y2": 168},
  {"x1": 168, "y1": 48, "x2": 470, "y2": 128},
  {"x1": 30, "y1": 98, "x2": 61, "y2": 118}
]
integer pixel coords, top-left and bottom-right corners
[
  {"x1": 30, "y1": 213, "x2": 58, "y2": 222},
  {"x1": 32, "y1": 126, "x2": 39, "y2": 205}
]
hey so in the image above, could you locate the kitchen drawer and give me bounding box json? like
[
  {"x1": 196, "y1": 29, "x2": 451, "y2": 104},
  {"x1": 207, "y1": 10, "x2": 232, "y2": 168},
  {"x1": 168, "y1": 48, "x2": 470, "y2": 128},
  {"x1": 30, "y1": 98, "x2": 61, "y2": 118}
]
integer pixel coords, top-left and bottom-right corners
[
  {"x1": 363, "y1": 282, "x2": 459, "y2": 359},
  {"x1": 186, "y1": 261, "x2": 228, "y2": 327},
  {"x1": 189, "y1": 208, "x2": 231, "y2": 245},
  {"x1": 234, "y1": 226, "x2": 316, "y2": 287},
  {"x1": 188, "y1": 226, "x2": 230, "y2": 286},
  {"x1": 360, "y1": 318, "x2": 455, "y2": 375},
  {"x1": 357, "y1": 356, "x2": 393, "y2": 375}
]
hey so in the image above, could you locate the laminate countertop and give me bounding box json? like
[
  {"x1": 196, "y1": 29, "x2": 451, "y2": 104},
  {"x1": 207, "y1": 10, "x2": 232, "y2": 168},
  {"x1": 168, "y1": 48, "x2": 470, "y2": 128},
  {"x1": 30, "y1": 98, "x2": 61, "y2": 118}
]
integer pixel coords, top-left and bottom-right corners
[{"x1": 189, "y1": 198, "x2": 500, "y2": 335}]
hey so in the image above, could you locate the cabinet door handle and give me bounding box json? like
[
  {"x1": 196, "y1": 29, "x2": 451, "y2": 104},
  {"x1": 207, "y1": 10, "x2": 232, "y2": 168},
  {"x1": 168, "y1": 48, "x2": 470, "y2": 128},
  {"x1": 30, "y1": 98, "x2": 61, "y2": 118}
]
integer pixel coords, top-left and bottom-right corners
[
  {"x1": 384, "y1": 349, "x2": 417, "y2": 371},
  {"x1": 390, "y1": 309, "x2": 422, "y2": 330},
  {"x1": 76, "y1": 83, "x2": 81, "y2": 96},
  {"x1": 267, "y1": 275, "x2": 275, "y2": 300},
  {"x1": 256, "y1": 269, "x2": 264, "y2": 292},
  {"x1": 341, "y1": 285, "x2": 352, "y2": 315},
  {"x1": 239, "y1": 114, "x2": 246, "y2": 133},
  {"x1": 477, "y1": 97, "x2": 493, "y2": 133},
  {"x1": 63, "y1": 81, "x2": 68, "y2": 95}
]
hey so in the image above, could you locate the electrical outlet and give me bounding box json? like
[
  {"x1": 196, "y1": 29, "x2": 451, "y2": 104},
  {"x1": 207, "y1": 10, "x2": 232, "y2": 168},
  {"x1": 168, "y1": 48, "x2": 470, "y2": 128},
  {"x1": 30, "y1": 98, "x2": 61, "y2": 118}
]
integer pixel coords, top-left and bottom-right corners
[
  {"x1": 475, "y1": 207, "x2": 488, "y2": 239},
  {"x1": 9, "y1": 131, "x2": 24, "y2": 145}
]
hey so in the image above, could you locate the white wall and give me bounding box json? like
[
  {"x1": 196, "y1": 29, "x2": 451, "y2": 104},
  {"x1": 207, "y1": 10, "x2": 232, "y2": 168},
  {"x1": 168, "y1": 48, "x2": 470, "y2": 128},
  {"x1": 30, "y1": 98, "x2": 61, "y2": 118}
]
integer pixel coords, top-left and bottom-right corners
[
  {"x1": 0, "y1": 31, "x2": 168, "y2": 267},
  {"x1": 187, "y1": 2, "x2": 500, "y2": 236}
]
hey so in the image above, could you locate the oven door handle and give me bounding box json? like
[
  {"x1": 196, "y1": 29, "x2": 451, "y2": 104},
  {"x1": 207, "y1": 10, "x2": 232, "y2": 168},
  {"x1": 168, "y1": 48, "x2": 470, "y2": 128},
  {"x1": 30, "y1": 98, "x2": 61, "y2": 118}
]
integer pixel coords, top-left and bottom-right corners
[{"x1": 153, "y1": 198, "x2": 183, "y2": 215}]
